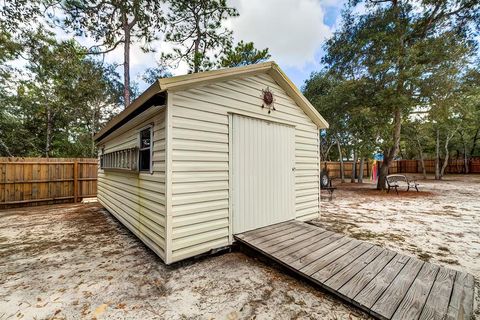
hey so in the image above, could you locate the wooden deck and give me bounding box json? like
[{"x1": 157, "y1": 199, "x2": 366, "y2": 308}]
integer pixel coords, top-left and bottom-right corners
[{"x1": 234, "y1": 220, "x2": 475, "y2": 320}]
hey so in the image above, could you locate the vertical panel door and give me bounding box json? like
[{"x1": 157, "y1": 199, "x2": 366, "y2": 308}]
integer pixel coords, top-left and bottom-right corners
[{"x1": 232, "y1": 115, "x2": 295, "y2": 234}]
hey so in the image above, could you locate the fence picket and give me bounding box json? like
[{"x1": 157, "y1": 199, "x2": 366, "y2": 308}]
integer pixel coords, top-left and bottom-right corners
[
  {"x1": 321, "y1": 158, "x2": 480, "y2": 179},
  {"x1": 0, "y1": 157, "x2": 97, "y2": 208}
]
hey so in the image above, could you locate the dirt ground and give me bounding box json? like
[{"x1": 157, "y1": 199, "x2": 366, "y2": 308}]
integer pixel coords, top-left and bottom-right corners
[
  {"x1": 315, "y1": 174, "x2": 480, "y2": 319},
  {"x1": 0, "y1": 204, "x2": 368, "y2": 320},
  {"x1": 0, "y1": 175, "x2": 478, "y2": 319}
]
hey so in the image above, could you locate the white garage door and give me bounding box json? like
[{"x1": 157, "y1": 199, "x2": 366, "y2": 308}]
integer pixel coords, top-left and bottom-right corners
[{"x1": 232, "y1": 115, "x2": 295, "y2": 234}]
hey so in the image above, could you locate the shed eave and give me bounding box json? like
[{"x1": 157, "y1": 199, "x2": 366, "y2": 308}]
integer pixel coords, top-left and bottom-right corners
[{"x1": 93, "y1": 81, "x2": 162, "y2": 143}]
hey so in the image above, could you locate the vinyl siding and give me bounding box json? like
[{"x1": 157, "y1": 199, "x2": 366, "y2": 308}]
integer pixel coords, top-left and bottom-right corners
[
  {"x1": 97, "y1": 106, "x2": 167, "y2": 261},
  {"x1": 168, "y1": 74, "x2": 320, "y2": 263}
]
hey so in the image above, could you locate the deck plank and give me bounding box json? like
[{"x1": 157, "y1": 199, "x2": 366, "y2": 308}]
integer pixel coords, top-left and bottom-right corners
[
  {"x1": 325, "y1": 245, "x2": 385, "y2": 291},
  {"x1": 236, "y1": 220, "x2": 297, "y2": 241},
  {"x1": 370, "y1": 257, "x2": 424, "y2": 319},
  {"x1": 311, "y1": 242, "x2": 374, "y2": 283},
  {"x1": 391, "y1": 262, "x2": 439, "y2": 320},
  {"x1": 446, "y1": 271, "x2": 475, "y2": 320},
  {"x1": 419, "y1": 267, "x2": 456, "y2": 320},
  {"x1": 337, "y1": 249, "x2": 397, "y2": 300},
  {"x1": 234, "y1": 220, "x2": 473, "y2": 320},
  {"x1": 353, "y1": 253, "x2": 410, "y2": 309},
  {"x1": 255, "y1": 226, "x2": 319, "y2": 248},
  {"x1": 299, "y1": 239, "x2": 362, "y2": 276},
  {"x1": 243, "y1": 222, "x2": 303, "y2": 244},
  {"x1": 280, "y1": 232, "x2": 345, "y2": 265},
  {"x1": 272, "y1": 230, "x2": 335, "y2": 259},
  {"x1": 258, "y1": 229, "x2": 324, "y2": 253},
  {"x1": 289, "y1": 237, "x2": 351, "y2": 269}
]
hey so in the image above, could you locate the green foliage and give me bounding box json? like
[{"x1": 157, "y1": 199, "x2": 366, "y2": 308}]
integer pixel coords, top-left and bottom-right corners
[
  {"x1": 303, "y1": 72, "x2": 377, "y2": 161},
  {"x1": 163, "y1": 0, "x2": 238, "y2": 73},
  {"x1": 142, "y1": 65, "x2": 173, "y2": 84},
  {"x1": 57, "y1": 0, "x2": 166, "y2": 106},
  {"x1": 219, "y1": 41, "x2": 270, "y2": 68},
  {"x1": 59, "y1": 0, "x2": 165, "y2": 53},
  {"x1": 310, "y1": 0, "x2": 480, "y2": 185},
  {"x1": 0, "y1": 29, "x2": 122, "y2": 157}
]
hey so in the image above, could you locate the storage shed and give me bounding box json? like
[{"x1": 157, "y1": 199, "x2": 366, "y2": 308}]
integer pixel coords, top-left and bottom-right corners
[{"x1": 94, "y1": 62, "x2": 329, "y2": 264}]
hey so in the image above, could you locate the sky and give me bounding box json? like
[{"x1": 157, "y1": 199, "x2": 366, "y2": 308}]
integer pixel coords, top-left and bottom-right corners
[{"x1": 75, "y1": 0, "x2": 347, "y2": 92}]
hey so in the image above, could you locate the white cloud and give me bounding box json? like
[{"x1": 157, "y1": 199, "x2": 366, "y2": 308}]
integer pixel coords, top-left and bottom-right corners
[
  {"x1": 228, "y1": 0, "x2": 335, "y2": 68},
  {"x1": 46, "y1": 0, "x2": 345, "y2": 89}
]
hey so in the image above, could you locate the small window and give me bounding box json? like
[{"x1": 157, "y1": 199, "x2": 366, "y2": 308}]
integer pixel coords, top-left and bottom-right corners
[
  {"x1": 101, "y1": 147, "x2": 138, "y2": 171},
  {"x1": 100, "y1": 148, "x2": 105, "y2": 169},
  {"x1": 139, "y1": 128, "x2": 152, "y2": 172}
]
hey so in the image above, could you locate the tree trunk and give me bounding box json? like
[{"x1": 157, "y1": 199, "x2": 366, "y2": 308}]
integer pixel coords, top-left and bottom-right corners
[
  {"x1": 416, "y1": 137, "x2": 427, "y2": 179},
  {"x1": 435, "y1": 129, "x2": 441, "y2": 180},
  {"x1": 321, "y1": 142, "x2": 334, "y2": 162},
  {"x1": 377, "y1": 1, "x2": 405, "y2": 190},
  {"x1": 470, "y1": 128, "x2": 479, "y2": 156},
  {"x1": 336, "y1": 139, "x2": 345, "y2": 183},
  {"x1": 377, "y1": 107, "x2": 402, "y2": 190},
  {"x1": 463, "y1": 142, "x2": 469, "y2": 174},
  {"x1": 46, "y1": 106, "x2": 52, "y2": 158},
  {"x1": 440, "y1": 146, "x2": 449, "y2": 178},
  {"x1": 440, "y1": 133, "x2": 454, "y2": 178},
  {"x1": 193, "y1": 13, "x2": 201, "y2": 73},
  {"x1": 91, "y1": 106, "x2": 97, "y2": 158},
  {"x1": 351, "y1": 150, "x2": 357, "y2": 183},
  {"x1": 0, "y1": 139, "x2": 13, "y2": 157},
  {"x1": 122, "y1": 12, "x2": 131, "y2": 107},
  {"x1": 460, "y1": 132, "x2": 469, "y2": 174},
  {"x1": 358, "y1": 157, "x2": 364, "y2": 183}
]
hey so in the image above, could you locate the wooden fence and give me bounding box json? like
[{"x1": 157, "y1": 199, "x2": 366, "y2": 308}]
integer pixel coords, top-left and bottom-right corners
[
  {"x1": 321, "y1": 161, "x2": 370, "y2": 179},
  {"x1": 322, "y1": 158, "x2": 480, "y2": 178},
  {"x1": 387, "y1": 159, "x2": 480, "y2": 174},
  {"x1": 0, "y1": 157, "x2": 98, "y2": 208}
]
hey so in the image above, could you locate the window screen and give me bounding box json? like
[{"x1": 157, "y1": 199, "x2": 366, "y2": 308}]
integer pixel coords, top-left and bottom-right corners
[{"x1": 139, "y1": 128, "x2": 152, "y2": 172}]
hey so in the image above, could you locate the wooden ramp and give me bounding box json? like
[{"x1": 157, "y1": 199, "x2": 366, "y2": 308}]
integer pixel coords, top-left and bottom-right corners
[{"x1": 234, "y1": 220, "x2": 474, "y2": 320}]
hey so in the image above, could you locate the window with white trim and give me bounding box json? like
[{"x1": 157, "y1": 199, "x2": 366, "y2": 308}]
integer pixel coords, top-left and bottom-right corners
[{"x1": 139, "y1": 127, "x2": 152, "y2": 172}]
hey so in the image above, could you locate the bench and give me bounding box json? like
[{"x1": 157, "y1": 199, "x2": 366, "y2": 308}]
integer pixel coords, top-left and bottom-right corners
[{"x1": 386, "y1": 174, "x2": 419, "y2": 194}]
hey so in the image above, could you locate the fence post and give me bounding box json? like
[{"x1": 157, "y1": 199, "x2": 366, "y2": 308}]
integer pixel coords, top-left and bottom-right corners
[{"x1": 73, "y1": 160, "x2": 78, "y2": 203}]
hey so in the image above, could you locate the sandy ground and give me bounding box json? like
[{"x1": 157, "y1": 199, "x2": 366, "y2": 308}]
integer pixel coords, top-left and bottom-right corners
[
  {"x1": 0, "y1": 175, "x2": 478, "y2": 319},
  {"x1": 315, "y1": 174, "x2": 480, "y2": 319},
  {"x1": 0, "y1": 204, "x2": 368, "y2": 320}
]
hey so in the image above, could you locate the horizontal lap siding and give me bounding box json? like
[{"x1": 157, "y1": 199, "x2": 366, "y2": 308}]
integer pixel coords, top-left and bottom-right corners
[
  {"x1": 169, "y1": 74, "x2": 319, "y2": 263},
  {"x1": 98, "y1": 107, "x2": 166, "y2": 260}
]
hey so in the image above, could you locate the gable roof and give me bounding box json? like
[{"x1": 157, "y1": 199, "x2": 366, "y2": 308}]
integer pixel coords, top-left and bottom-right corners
[{"x1": 94, "y1": 61, "x2": 328, "y2": 142}]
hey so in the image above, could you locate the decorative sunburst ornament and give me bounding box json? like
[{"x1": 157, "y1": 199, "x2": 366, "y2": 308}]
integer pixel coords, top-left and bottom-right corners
[{"x1": 260, "y1": 87, "x2": 276, "y2": 114}]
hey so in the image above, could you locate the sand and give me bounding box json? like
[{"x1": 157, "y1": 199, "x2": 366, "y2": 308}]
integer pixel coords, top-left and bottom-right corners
[{"x1": 1, "y1": 174, "x2": 478, "y2": 319}]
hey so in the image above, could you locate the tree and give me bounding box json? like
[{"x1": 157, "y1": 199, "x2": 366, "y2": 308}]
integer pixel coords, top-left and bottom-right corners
[
  {"x1": 323, "y1": 0, "x2": 479, "y2": 189},
  {"x1": 0, "y1": 29, "x2": 24, "y2": 156},
  {"x1": 142, "y1": 64, "x2": 172, "y2": 84},
  {"x1": 402, "y1": 120, "x2": 429, "y2": 179},
  {"x1": 58, "y1": 0, "x2": 165, "y2": 107},
  {"x1": 304, "y1": 69, "x2": 378, "y2": 183},
  {"x1": 2, "y1": 30, "x2": 122, "y2": 157},
  {"x1": 163, "y1": 0, "x2": 238, "y2": 73},
  {"x1": 219, "y1": 41, "x2": 270, "y2": 68}
]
